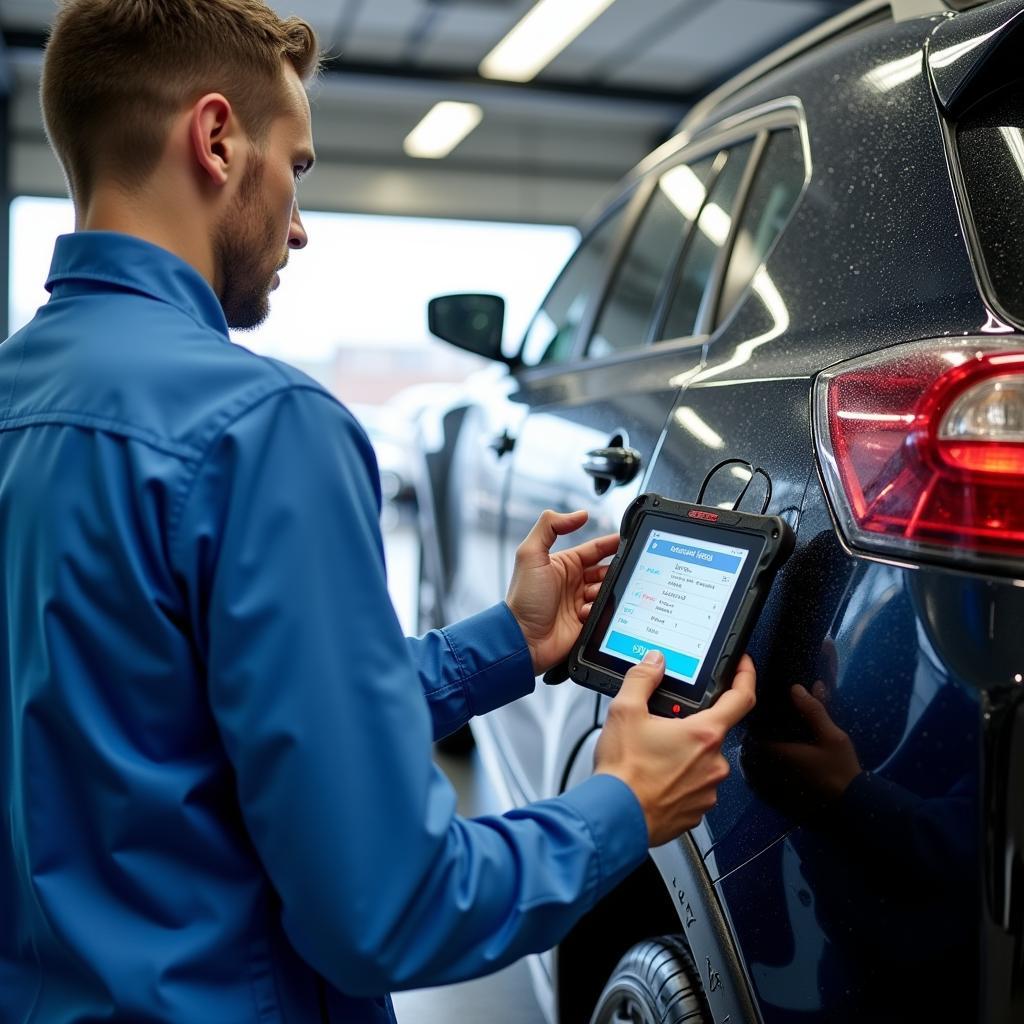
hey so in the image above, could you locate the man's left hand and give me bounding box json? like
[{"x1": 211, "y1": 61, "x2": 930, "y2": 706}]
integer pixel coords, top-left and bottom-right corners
[{"x1": 505, "y1": 509, "x2": 618, "y2": 675}]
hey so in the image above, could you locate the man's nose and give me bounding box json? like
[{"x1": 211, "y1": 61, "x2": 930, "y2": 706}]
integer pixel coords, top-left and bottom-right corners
[{"x1": 288, "y1": 200, "x2": 308, "y2": 250}]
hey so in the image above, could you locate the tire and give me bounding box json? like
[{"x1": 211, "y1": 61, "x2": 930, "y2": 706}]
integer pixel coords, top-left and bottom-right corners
[
  {"x1": 589, "y1": 936, "x2": 710, "y2": 1024},
  {"x1": 433, "y1": 722, "x2": 475, "y2": 756}
]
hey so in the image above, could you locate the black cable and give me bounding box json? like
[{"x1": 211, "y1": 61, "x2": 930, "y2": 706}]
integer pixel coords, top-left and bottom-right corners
[{"x1": 695, "y1": 458, "x2": 772, "y2": 514}]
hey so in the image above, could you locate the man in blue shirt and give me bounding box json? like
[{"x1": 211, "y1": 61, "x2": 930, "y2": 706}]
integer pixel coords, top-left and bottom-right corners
[{"x1": 0, "y1": 2, "x2": 756, "y2": 1021}]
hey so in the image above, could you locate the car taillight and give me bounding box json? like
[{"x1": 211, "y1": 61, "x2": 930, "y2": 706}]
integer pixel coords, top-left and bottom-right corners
[{"x1": 813, "y1": 338, "x2": 1024, "y2": 574}]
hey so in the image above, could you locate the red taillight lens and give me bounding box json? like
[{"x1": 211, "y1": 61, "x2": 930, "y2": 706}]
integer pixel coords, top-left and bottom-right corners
[{"x1": 814, "y1": 340, "x2": 1024, "y2": 571}]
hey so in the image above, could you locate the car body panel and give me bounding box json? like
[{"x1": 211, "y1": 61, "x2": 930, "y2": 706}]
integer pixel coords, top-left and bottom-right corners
[
  {"x1": 443, "y1": 371, "x2": 524, "y2": 621},
  {"x1": 929, "y1": 0, "x2": 1024, "y2": 118},
  {"x1": 598, "y1": 374, "x2": 814, "y2": 878},
  {"x1": 697, "y1": 18, "x2": 982, "y2": 382},
  {"x1": 490, "y1": 348, "x2": 702, "y2": 802},
  {"x1": 414, "y1": 2, "x2": 1024, "y2": 1020}
]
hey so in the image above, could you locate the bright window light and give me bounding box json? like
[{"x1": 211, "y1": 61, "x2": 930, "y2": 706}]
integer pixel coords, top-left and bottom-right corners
[
  {"x1": 480, "y1": 0, "x2": 617, "y2": 83},
  {"x1": 403, "y1": 102, "x2": 483, "y2": 160},
  {"x1": 7, "y1": 196, "x2": 578, "y2": 376},
  {"x1": 6, "y1": 196, "x2": 75, "y2": 333}
]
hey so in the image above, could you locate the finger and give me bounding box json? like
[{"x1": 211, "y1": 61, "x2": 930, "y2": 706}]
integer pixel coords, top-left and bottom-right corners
[
  {"x1": 570, "y1": 532, "x2": 619, "y2": 569},
  {"x1": 579, "y1": 602, "x2": 593, "y2": 621},
  {"x1": 517, "y1": 509, "x2": 588, "y2": 565},
  {"x1": 811, "y1": 679, "x2": 827, "y2": 702},
  {"x1": 584, "y1": 582, "x2": 602, "y2": 601},
  {"x1": 790, "y1": 685, "x2": 842, "y2": 743},
  {"x1": 703, "y1": 653, "x2": 757, "y2": 730},
  {"x1": 612, "y1": 650, "x2": 665, "y2": 714},
  {"x1": 546, "y1": 509, "x2": 589, "y2": 537},
  {"x1": 583, "y1": 563, "x2": 611, "y2": 584}
]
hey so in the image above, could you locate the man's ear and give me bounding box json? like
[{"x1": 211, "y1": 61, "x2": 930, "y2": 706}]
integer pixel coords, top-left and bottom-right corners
[{"x1": 189, "y1": 93, "x2": 236, "y2": 187}]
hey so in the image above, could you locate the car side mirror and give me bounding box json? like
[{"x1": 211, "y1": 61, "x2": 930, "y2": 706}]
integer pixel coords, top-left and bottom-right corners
[{"x1": 427, "y1": 293, "x2": 512, "y2": 365}]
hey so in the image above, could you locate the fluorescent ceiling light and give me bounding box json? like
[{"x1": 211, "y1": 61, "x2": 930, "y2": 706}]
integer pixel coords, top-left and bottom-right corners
[
  {"x1": 697, "y1": 203, "x2": 731, "y2": 247},
  {"x1": 659, "y1": 166, "x2": 729, "y2": 243},
  {"x1": 480, "y1": 0, "x2": 617, "y2": 83},
  {"x1": 659, "y1": 165, "x2": 705, "y2": 220},
  {"x1": 404, "y1": 102, "x2": 483, "y2": 159}
]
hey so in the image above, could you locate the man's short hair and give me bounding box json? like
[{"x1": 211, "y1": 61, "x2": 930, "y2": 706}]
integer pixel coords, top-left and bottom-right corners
[{"x1": 41, "y1": 0, "x2": 320, "y2": 205}]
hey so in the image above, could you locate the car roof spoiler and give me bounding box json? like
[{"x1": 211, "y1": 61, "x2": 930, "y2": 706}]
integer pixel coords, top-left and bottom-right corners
[{"x1": 928, "y1": 0, "x2": 1024, "y2": 117}]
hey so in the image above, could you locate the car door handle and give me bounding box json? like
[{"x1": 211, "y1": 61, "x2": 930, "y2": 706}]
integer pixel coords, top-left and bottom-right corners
[
  {"x1": 583, "y1": 446, "x2": 642, "y2": 485},
  {"x1": 489, "y1": 429, "x2": 516, "y2": 457}
]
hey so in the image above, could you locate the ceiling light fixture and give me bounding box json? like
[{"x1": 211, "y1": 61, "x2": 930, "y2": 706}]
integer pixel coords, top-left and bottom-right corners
[
  {"x1": 403, "y1": 102, "x2": 484, "y2": 159},
  {"x1": 479, "y1": 0, "x2": 617, "y2": 83}
]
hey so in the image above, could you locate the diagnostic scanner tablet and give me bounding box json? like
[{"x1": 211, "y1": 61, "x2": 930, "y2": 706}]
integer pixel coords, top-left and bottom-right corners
[{"x1": 568, "y1": 493, "x2": 794, "y2": 717}]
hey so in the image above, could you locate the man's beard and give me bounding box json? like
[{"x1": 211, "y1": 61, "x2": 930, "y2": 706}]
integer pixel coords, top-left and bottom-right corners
[{"x1": 214, "y1": 156, "x2": 286, "y2": 331}]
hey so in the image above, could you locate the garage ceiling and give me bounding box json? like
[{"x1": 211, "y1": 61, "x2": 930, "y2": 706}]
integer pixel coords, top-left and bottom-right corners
[{"x1": 2, "y1": 0, "x2": 855, "y2": 223}]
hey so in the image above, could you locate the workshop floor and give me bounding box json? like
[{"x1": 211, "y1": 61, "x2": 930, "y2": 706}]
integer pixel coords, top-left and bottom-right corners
[{"x1": 383, "y1": 511, "x2": 548, "y2": 1024}]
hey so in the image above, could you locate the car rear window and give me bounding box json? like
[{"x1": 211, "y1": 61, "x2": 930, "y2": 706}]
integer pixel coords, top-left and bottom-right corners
[{"x1": 956, "y1": 82, "x2": 1024, "y2": 325}]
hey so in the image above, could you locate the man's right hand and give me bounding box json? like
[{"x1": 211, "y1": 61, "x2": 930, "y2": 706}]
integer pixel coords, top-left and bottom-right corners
[{"x1": 594, "y1": 650, "x2": 757, "y2": 847}]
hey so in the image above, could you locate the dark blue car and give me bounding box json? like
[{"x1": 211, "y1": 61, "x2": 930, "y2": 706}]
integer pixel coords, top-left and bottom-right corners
[{"x1": 414, "y1": 1, "x2": 1024, "y2": 1020}]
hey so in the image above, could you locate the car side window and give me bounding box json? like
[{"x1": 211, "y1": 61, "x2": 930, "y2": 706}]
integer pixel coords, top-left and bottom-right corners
[
  {"x1": 714, "y1": 128, "x2": 805, "y2": 327},
  {"x1": 656, "y1": 140, "x2": 755, "y2": 343},
  {"x1": 518, "y1": 201, "x2": 629, "y2": 367},
  {"x1": 587, "y1": 156, "x2": 716, "y2": 360}
]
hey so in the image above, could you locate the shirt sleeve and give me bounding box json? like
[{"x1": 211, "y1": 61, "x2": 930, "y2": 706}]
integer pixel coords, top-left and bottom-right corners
[
  {"x1": 406, "y1": 605, "x2": 536, "y2": 741},
  {"x1": 169, "y1": 386, "x2": 648, "y2": 996}
]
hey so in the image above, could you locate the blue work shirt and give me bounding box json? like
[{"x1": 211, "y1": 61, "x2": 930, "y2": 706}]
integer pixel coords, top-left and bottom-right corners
[{"x1": 0, "y1": 232, "x2": 648, "y2": 1023}]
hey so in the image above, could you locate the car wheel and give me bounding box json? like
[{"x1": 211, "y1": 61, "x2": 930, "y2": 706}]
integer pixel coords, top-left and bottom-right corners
[
  {"x1": 589, "y1": 936, "x2": 710, "y2": 1024},
  {"x1": 434, "y1": 722, "x2": 475, "y2": 756}
]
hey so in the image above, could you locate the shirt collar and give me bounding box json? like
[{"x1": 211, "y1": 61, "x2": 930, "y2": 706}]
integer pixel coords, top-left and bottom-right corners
[{"x1": 46, "y1": 231, "x2": 230, "y2": 339}]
